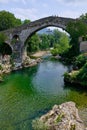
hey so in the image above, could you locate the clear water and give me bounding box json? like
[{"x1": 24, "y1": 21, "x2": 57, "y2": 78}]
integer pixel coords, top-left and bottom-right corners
[{"x1": 0, "y1": 59, "x2": 87, "y2": 130}]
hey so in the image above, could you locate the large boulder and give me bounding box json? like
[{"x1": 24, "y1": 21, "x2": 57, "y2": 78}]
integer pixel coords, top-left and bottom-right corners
[{"x1": 32, "y1": 102, "x2": 86, "y2": 130}]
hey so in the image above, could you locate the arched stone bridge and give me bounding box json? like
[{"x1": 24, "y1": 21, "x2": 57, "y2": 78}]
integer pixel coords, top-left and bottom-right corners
[{"x1": 1, "y1": 16, "x2": 76, "y2": 66}]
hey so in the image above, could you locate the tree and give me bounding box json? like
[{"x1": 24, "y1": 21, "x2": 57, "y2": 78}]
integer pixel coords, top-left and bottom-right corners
[
  {"x1": 53, "y1": 29, "x2": 62, "y2": 44},
  {"x1": 79, "y1": 13, "x2": 87, "y2": 21},
  {"x1": 51, "y1": 33, "x2": 70, "y2": 56},
  {"x1": 66, "y1": 20, "x2": 87, "y2": 56},
  {"x1": 27, "y1": 33, "x2": 40, "y2": 53},
  {"x1": 58, "y1": 33, "x2": 70, "y2": 54},
  {"x1": 39, "y1": 34, "x2": 50, "y2": 50},
  {"x1": 23, "y1": 19, "x2": 31, "y2": 24},
  {"x1": 0, "y1": 10, "x2": 22, "y2": 31}
]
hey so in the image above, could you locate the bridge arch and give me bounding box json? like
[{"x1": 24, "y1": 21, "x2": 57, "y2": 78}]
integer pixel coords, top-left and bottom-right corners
[
  {"x1": 24, "y1": 23, "x2": 69, "y2": 45},
  {"x1": 1, "y1": 16, "x2": 75, "y2": 66},
  {"x1": 0, "y1": 42, "x2": 12, "y2": 56},
  {"x1": 24, "y1": 25, "x2": 70, "y2": 54}
]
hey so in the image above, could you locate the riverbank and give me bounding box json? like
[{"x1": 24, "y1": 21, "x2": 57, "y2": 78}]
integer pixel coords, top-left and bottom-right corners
[
  {"x1": 64, "y1": 62, "x2": 87, "y2": 87},
  {"x1": 30, "y1": 50, "x2": 50, "y2": 58},
  {"x1": 0, "y1": 51, "x2": 48, "y2": 82}
]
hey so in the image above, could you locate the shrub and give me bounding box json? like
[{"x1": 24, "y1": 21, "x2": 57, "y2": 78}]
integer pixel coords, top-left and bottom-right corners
[
  {"x1": 51, "y1": 48, "x2": 59, "y2": 56},
  {"x1": 63, "y1": 72, "x2": 70, "y2": 79},
  {"x1": 77, "y1": 62, "x2": 87, "y2": 82},
  {"x1": 74, "y1": 54, "x2": 87, "y2": 69}
]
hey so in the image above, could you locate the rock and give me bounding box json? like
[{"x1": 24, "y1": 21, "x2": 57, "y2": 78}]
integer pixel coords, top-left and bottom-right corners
[
  {"x1": 32, "y1": 102, "x2": 86, "y2": 130},
  {"x1": 13, "y1": 62, "x2": 22, "y2": 70}
]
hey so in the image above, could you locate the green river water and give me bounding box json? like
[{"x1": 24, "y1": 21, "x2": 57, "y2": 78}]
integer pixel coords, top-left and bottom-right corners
[{"x1": 0, "y1": 58, "x2": 87, "y2": 130}]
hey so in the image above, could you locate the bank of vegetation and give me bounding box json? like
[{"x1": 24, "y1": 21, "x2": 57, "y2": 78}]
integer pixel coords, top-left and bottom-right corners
[{"x1": 63, "y1": 13, "x2": 87, "y2": 87}]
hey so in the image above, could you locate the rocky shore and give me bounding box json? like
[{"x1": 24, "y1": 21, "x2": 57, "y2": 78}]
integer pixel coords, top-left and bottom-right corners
[
  {"x1": 0, "y1": 52, "x2": 44, "y2": 82},
  {"x1": 32, "y1": 102, "x2": 87, "y2": 130}
]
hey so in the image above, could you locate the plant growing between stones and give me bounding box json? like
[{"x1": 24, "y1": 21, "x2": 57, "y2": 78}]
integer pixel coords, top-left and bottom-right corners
[{"x1": 55, "y1": 113, "x2": 65, "y2": 123}]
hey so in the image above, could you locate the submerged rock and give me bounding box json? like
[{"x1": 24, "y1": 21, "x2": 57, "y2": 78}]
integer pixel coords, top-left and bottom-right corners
[{"x1": 32, "y1": 102, "x2": 86, "y2": 130}]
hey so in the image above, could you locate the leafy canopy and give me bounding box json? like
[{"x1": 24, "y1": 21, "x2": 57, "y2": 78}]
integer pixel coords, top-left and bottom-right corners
[{"x1": 0, "y1": 10, "x2": 22, "y2": 31}]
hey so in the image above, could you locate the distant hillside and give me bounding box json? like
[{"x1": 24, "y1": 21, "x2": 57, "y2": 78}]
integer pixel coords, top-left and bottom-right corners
[{"x1": 37, "y1": 28, "x2": 53, "y2": 34}]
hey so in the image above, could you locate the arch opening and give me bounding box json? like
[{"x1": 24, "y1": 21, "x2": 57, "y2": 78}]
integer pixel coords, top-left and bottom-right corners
[
  {"x1": 0, "y1": 42, "x2": 12, "y2": 56},
  {"x1": 0, "y1": 42, "x2": 12, "y2": 64},
  {"x1": 13, "y1": 35, "x2": 20, "y2": 41},
  {"x1": 24, "y1": 26, "x2": 70, "y2": 57},
  {"x1": 12, "y1": 35, "x2": 20, "y2": 44}
]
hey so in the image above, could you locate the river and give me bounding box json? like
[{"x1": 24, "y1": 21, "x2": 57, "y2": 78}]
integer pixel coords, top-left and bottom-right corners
[{"x1": 0, "y1": 58, "x2": 87, "y2": 130}]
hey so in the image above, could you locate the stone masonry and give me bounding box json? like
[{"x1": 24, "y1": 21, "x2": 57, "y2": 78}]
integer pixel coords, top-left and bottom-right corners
[{"x1": 0, "y1": 16, "x2": 75, "y2": 66}]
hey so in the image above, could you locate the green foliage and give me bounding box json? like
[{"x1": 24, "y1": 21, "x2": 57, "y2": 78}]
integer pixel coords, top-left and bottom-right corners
[
  {"x1": 67, "y1": 20, "x2": 87, "y2": 39},
  {"x1": 55, "y1": 113, "x2": 65, "y2": 123},
  {"x1": 53, "y1": 29, "x2": 62, "y2": 43},
  {"x1": 75, "y1": 54, "x2": 87, "y2": 69},
  {"x1": 51, "y1": 48, "x2": 59, "y2": 56},
  {"x1": 57, "y1": 33, "x2": 70, "y2": 54},
  {"x1": 66, "y1": 20, "x2": 87, "y2": 56},
  {"x1": 65, "y1": 62, "x2": 87, "y2": 86},
  {"x1": 0, "y1": 33, "x2": 7, "y2": 45},
  {"x1": 64, "y1": 71, "x2": 79, "y2": 82},
  {"x1": 39, "y1": 34, "x2": 51, "y2": 50},
  {"x1": 27, "y1": 33, "x2": 40, "y2": 53},
  {"x1": 15, "y1": 18, "x2": 22, "y2": 26},
  {"x1": 70, "y1": 71, "x2": 78, "y2": 81},
  {"x1": 63, "y1": 72, "x2": 70, "y2": 79},
  {"x1": 32, "y1": 118, "x2": 49, "y2": 130},
  {"x1": 51, "y1": 33, "x2": 70, "y2": 56},
  {"x1": 23, "y1": 19, "x2": 31, "y2": 24},
  {"x1": 0, "y1": 10, "x2": 22, "y2": 31},
  {"x1": 26, "y1": 29, "x2": 66, "y2": 53},
  {"x1": 79, "y1": 13, "x2": 87, "y2": 21},
  {"x1": 77, "y1": 62, "x2": 87, "y2": 83}
]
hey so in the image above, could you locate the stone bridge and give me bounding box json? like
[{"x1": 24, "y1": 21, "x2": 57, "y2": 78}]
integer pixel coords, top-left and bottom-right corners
[{"x1": 1, "y1": 16, "x2": 75, "y2": 66}]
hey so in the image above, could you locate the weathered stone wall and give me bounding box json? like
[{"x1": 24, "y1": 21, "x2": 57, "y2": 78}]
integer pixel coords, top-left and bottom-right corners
[{"x1": 80, "y1": 41, "x2": 87, "y2": 53}]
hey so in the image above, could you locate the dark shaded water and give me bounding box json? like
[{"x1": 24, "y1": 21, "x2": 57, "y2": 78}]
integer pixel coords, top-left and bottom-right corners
[{"x1": 0, "y1": 59, "x2": 87, "y2": 130}]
